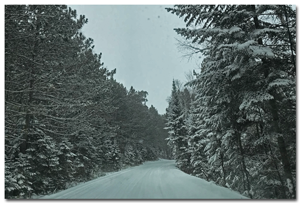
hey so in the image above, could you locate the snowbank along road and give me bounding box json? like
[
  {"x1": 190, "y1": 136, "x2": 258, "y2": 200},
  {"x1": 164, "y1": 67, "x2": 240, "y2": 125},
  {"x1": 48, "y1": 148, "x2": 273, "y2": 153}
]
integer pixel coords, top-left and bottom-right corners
[{"x1": 41, "y1": 159, "x2": 247, "y2": 199}]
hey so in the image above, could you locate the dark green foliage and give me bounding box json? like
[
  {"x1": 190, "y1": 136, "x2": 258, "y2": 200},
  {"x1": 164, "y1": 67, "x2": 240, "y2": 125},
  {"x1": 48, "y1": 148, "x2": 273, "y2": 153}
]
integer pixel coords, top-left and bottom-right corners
[
  {"x1": 165, "y1": 80, "x2": 189, "y2": 170},
  {"x1": 5, "y1": 5, "x2": 169, "y2": 199},
  {"x1": 166, "y1": 5, "x2": 296, "y2": 199}
]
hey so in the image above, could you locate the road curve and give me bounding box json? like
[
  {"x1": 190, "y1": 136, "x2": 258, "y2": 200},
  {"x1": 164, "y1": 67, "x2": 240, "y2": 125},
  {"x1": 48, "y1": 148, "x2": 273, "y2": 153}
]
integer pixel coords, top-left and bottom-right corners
[{"x1": 41, "y1": 159, "x2": 247, "y2": 199}]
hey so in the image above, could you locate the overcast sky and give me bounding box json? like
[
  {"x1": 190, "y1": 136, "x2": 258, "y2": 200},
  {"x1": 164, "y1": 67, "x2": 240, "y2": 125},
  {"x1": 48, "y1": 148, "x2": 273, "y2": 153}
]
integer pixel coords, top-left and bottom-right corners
[{"x1": 69, "y1": 5, "x2": 201, "y2": 114}]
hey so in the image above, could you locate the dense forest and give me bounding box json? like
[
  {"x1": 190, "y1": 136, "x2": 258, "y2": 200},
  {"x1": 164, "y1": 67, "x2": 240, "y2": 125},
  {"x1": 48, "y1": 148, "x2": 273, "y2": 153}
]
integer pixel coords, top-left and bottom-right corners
[
  {"x1": 164, "y1": 5, "x2": 296, "y2": 199},
  {"x1": 5, "y1": 5, "x2": 169, "y2": 199},
  {"x1": 5, "y1": 5, "x2": 296, "y2": 200}
]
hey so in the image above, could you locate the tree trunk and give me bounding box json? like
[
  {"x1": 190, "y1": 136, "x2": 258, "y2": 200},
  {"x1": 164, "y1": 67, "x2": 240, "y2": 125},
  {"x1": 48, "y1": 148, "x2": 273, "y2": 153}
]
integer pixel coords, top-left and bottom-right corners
[
  {"x1": 217, "y1": 139, "x2": 227, "y2": 187},
  {"x1": 20, "y1": 39, "x2": 37, "y2": 154},
  {"x1": 251, "y1": 5, "x2": 295, "y2": 198},
  {"x1": 269, "y1": 98, "x2": 296, "y2": 198},
  {"x1": 256, "y1": 123, "x2": 287, "y2": 198},
  {"x1": 283, "y1": 6, "x2": 296, "y2": 74},
  {"x1": 236, "y1": 130, "x2": 252, "y2": 198}
]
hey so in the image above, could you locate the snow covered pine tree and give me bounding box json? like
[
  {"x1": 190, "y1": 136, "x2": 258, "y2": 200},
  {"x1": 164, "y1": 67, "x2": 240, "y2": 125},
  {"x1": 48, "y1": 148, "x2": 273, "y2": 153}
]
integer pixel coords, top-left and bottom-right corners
[{"x1": 166, "y1": 5, "x2": 296, "y2": 199}]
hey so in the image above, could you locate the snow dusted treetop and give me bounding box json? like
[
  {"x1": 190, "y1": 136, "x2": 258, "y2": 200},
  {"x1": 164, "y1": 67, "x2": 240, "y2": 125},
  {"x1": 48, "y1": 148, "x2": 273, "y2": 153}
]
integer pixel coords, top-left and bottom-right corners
[{"x1": 165, "y1": 80, "x2": 187, "y2": 160}]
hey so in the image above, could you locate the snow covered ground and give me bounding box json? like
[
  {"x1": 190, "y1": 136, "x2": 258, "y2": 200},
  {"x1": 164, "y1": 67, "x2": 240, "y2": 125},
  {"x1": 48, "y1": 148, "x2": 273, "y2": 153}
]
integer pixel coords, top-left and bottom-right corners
[{"x1": 41, "y1": 159, "x2": 247, "y2": 199}]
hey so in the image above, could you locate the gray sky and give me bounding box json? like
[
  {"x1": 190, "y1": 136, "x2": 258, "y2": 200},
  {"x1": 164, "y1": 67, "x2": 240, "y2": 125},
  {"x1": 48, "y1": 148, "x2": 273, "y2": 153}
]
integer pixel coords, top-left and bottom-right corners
[{"x1": 69, "y1": 5, "x2": 201, "y2": 114}]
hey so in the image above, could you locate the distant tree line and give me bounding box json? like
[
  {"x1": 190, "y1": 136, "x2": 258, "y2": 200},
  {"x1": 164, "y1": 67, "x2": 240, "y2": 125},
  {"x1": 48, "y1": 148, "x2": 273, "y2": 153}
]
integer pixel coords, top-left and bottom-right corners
[
  {"x1": 165, "y1": 5, "x2": 296, "y2": 199},
  {"x1": 5, "y1": 5, "x2": 169, "y2": 199}
]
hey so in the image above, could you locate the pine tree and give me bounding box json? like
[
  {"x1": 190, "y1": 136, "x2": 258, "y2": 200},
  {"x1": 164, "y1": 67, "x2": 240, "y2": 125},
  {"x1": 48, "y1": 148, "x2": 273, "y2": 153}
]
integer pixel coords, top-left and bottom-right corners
[
  {"x1": 5, "y1": 5, "x2": 119, "y2": 197},
  {"x1": 167, "y1": 5, "x2": 296, "y2": 199},
  {"x1": 165, "y1": 80, "x2": 187, "y2": 169}
]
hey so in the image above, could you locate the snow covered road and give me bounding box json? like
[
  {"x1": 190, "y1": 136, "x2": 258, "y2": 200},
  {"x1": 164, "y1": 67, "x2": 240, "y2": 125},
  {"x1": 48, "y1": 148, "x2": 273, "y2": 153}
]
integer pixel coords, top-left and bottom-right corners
[{"x1": 41, "y1": 159, "x2": 247, "y2": 199}]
